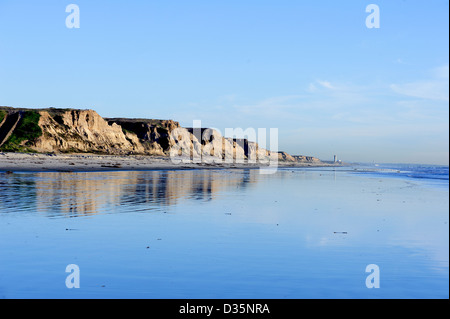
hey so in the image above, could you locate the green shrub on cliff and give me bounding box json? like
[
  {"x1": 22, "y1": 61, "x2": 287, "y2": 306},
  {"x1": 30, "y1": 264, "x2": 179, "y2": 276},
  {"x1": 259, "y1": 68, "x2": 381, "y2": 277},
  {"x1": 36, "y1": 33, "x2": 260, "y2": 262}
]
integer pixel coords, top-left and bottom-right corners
[
  {"x1": 0, "y1": 110, "x2": 6, "y2": 123},
  {"x1": 0, "y1": 111, "x2": 42, "y2": 152}
]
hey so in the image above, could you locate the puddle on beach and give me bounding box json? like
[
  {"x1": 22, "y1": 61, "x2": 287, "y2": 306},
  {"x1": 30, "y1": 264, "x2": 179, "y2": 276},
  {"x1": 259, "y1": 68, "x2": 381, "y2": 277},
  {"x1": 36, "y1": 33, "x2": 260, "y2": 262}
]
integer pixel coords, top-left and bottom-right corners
[{"x1": 0, "y1": 168, "x2": 448, "y2": 298}]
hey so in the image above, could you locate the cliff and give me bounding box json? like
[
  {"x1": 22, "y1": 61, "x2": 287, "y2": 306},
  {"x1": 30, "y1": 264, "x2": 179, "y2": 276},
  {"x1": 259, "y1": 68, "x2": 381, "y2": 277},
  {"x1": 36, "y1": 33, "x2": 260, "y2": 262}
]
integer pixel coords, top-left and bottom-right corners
[{"x1": 0, "y1": 106, "x2": 322, "y2": 164}]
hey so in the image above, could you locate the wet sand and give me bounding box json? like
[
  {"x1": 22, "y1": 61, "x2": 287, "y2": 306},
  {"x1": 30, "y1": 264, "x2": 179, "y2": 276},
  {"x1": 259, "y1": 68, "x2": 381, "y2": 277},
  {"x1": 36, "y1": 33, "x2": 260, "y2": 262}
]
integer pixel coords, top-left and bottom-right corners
[
  {"x1": 0, "y1": 152, "x2": 339, "y2": 172},
  {"x1": 0, "y1": 166, "x2": 447, "y2": 298}
]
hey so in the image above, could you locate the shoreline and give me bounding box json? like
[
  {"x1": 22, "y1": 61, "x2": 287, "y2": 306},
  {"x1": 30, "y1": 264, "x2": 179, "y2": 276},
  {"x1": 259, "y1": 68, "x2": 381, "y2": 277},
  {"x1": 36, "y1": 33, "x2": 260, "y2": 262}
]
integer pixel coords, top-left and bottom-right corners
[{"x1": 0, "y1": 152, "x2": 343, "y2": 173}]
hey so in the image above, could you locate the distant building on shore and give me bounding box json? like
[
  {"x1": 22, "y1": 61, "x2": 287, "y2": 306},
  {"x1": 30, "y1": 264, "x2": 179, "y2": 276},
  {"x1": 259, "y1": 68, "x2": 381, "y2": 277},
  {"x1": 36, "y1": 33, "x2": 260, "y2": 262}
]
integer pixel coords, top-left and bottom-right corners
[{"x1": 333, "y1": 155, "x2": 342, "y2": 164}]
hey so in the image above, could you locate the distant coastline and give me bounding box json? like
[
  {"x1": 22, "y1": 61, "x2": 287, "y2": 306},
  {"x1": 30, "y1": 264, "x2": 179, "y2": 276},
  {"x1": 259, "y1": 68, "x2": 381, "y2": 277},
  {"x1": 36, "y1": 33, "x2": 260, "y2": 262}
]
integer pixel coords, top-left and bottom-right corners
[{"x1": 0, "y1": 106, "x2": 341, "y2": 171}]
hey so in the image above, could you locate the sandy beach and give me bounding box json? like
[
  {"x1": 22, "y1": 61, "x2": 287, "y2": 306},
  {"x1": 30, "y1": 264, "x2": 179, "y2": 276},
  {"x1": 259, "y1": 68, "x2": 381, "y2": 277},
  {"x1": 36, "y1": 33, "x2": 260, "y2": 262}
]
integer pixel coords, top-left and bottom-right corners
[{"x1": 0, "y1": 152, "x2": 339, "y2": 172}]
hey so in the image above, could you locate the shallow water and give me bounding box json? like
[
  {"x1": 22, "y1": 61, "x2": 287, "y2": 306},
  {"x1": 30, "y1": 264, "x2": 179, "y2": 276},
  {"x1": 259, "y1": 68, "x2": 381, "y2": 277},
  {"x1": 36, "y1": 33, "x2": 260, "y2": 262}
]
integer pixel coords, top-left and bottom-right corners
[{"x1": 0, "y1": 166, "x2": 448, "y2": 298}]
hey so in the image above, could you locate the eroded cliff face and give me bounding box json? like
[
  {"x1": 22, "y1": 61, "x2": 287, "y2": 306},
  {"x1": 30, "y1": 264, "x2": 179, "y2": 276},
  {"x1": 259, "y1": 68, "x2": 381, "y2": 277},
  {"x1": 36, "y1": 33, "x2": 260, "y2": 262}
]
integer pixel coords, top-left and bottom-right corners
[
  {"x1": 32, "y1": 110, "x2": 166, "y2": 155},
  {"x1": 36, "y1": 110, "x2": 139, "y2": 154},
  {"x1": 0, "y1": 106, "x2": 322, "y2": 164},
  {"x1": 106, "y1": 118, "x2": 180, "y2": 152}
]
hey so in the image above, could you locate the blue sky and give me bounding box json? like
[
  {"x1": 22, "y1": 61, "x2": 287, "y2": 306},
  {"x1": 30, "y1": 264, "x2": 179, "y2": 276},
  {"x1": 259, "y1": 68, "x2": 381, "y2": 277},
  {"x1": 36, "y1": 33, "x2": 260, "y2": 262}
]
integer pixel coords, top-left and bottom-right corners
[{"x1": 0, "y1": 0, "x2": 448, "y2": 164}]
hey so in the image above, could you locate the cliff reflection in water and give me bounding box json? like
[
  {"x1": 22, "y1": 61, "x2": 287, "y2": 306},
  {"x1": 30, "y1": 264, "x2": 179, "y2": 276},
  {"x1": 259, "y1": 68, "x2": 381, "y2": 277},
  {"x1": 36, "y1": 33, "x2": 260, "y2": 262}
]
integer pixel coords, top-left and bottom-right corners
[{"x1": 0, "y1": 170, "x2": 258, "y2": 217}]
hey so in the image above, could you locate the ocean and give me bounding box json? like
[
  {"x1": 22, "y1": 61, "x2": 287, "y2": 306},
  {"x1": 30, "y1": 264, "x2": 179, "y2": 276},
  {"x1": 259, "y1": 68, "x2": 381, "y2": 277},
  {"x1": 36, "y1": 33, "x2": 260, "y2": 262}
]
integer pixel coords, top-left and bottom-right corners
[{"x1": 0, "y1": 164, "x2": 448, "y2": 299}]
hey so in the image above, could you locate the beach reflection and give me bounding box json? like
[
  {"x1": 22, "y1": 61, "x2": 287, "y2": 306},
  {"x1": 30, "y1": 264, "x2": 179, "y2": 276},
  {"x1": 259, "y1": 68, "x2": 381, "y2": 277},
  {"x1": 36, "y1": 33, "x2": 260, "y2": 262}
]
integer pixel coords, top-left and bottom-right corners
[
  {"x1": 0, "y1": 167, "x2": 448, "y2": 298},
  {"x1": 0, "y1": 170, "x2": 259, "y2": 217}
]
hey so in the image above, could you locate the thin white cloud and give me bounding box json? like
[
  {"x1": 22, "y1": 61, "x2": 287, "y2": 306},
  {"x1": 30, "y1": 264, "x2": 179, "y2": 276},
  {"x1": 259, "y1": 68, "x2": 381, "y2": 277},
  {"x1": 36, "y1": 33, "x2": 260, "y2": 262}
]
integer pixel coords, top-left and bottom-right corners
[
  {"x1": 316, "y1": 80, "x2": 336, "y2": 90},
  {"x1": 390, "y1": 81, "x2": 449, "y2": 101},
  {"x1": 390, "y1": 64, "x2": 449, "y2": 102},
  {"x1": 308, "y1": 80, "x2": 337, "y2": 91}
]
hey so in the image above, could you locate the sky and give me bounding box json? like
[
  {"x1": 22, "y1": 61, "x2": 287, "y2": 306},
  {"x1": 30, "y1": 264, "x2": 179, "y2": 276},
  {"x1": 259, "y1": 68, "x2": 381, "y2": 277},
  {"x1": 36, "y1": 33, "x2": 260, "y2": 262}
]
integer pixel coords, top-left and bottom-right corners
[{"x1": 0, "y1": 0, "x2": 448, "y2": 164}]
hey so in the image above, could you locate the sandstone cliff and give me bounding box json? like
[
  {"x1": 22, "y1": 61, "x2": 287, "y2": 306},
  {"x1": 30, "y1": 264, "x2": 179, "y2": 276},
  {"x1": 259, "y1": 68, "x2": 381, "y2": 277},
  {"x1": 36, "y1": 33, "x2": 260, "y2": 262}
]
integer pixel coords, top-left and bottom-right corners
[{"x1": 0, "y1": 106, "x2": 322, "y2": 164}]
